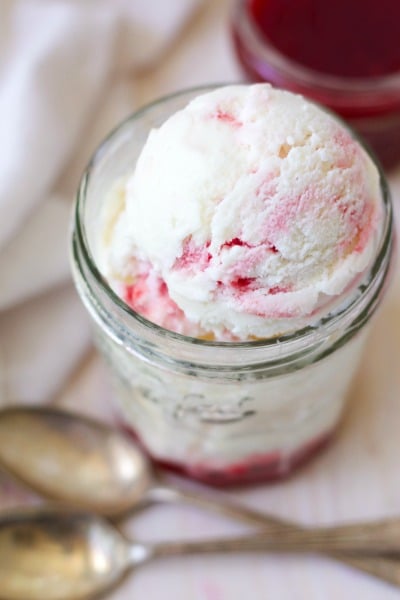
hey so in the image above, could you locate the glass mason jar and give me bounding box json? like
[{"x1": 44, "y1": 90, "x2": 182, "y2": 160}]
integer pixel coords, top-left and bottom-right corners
[
  {"x1": 71, "y1": 87, "x2": 394, "y2": 486},
  {"x1": 231, "y1": 0, "x2": 400, "y2": 170}
]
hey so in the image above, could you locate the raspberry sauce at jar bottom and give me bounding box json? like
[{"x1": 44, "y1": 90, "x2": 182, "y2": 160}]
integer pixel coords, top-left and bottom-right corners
[
  {"x1": 232, "y1": 0, "x2": 400, "y2": 169},
  {"x1": 120, "y1": 421, "x2": 333, "y2": 486}
]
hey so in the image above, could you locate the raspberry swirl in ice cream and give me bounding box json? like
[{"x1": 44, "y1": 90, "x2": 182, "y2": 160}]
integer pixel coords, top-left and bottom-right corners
[{"x1": 100, "y1": 84, "x2": 383, "y2": 340}]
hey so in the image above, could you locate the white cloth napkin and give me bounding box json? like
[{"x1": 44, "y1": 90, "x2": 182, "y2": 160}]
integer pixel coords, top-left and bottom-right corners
[{"x1": 0, "y1": 0, "x2": 202, "y2": 404}]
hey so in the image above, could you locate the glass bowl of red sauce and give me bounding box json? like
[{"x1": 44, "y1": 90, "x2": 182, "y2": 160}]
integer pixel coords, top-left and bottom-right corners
[{"x1": 232, "y1": 0, "x2": 400, "y2": 169}]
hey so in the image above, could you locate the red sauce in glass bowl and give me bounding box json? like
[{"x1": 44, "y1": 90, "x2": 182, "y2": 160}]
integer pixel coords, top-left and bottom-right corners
[
  {"x1": 232, "y1": 0, "x2": 400, "y2": 169},
  {"x1": 250, "y1": 0, "x2": 400, "y2": 79}
]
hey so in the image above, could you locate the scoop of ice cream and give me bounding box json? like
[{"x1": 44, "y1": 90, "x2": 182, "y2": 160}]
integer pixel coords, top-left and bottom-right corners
[{"x1": 101, "y1": 84, "x2": 383, "y2": 339}]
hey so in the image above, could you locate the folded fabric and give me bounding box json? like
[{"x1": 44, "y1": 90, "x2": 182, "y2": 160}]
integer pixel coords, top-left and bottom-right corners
[{"x1": 0, "y1": 0, "x2": 202, "y2": 405}]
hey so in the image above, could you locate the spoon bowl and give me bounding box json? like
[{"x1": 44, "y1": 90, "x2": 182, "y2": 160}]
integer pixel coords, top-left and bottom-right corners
[
  {"x1": 0, "y1": 509, "x2": 131, "y2": 600},
  {"x1": 0, "y1": 407, "x2": 153, "y2": 516}
]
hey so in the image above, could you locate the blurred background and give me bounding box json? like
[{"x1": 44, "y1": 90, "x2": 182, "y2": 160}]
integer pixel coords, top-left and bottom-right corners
[{"x1": 0, "y1": 0, "x2": 241, "y2": 408}]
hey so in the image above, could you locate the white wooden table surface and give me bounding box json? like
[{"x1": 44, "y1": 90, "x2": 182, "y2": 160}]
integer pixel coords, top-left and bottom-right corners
[{"x1": 2, "y1": 1, "x2": 400, "y2": 598}]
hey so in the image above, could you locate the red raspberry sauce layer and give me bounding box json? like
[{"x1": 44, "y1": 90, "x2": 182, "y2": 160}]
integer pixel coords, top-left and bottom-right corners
[{"x1": 119, "y1": 422, "x2": 334, "y2": 486}]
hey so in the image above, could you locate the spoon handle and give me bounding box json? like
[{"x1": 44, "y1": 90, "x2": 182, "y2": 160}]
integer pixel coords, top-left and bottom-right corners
[
  {"x1": 148, "y1": 528, "x2": 399, "y2": 557},
  {"x1": 148, "y1": 485, "x2": 400, "y2": 586},
  {"x1": 145, "y1": 535, "x2": 400, "y2": 589},
  {"x1": 265, "y1": 519, "x2": 400, "y2": 554},
  {"x1": 148, "y1": 483, "x2": 301, "y2": 529},
  {"x1": 149, "y1": 519, "x2": 400, "y2": 556}
]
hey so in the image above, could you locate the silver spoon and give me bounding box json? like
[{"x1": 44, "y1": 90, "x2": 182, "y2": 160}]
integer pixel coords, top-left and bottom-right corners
[
  {"x1": 0, "y1": 406, "x2": 398, "y2": 587},
  {"x1": 2, "y1": 508, "x2": 400, "y2": 600}
]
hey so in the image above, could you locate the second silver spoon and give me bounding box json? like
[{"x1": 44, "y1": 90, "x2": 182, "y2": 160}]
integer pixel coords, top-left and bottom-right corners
[{"x1": 3, "y1": 509, "x2": 400, "y2": 600}]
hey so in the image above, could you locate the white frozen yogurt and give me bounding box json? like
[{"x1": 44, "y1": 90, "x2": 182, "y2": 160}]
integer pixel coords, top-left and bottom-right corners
[{"x1": 100, "y1": 84, "x2": 383, "y2": 340}]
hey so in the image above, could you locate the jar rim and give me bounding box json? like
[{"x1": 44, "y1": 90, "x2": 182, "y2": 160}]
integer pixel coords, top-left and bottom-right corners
[
  {"x1": 232, "y1": 0, "x2": 400, "y2": 113},
  {"x1": 73, "y1": 85, "x2": 393, "y2": 366}
]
